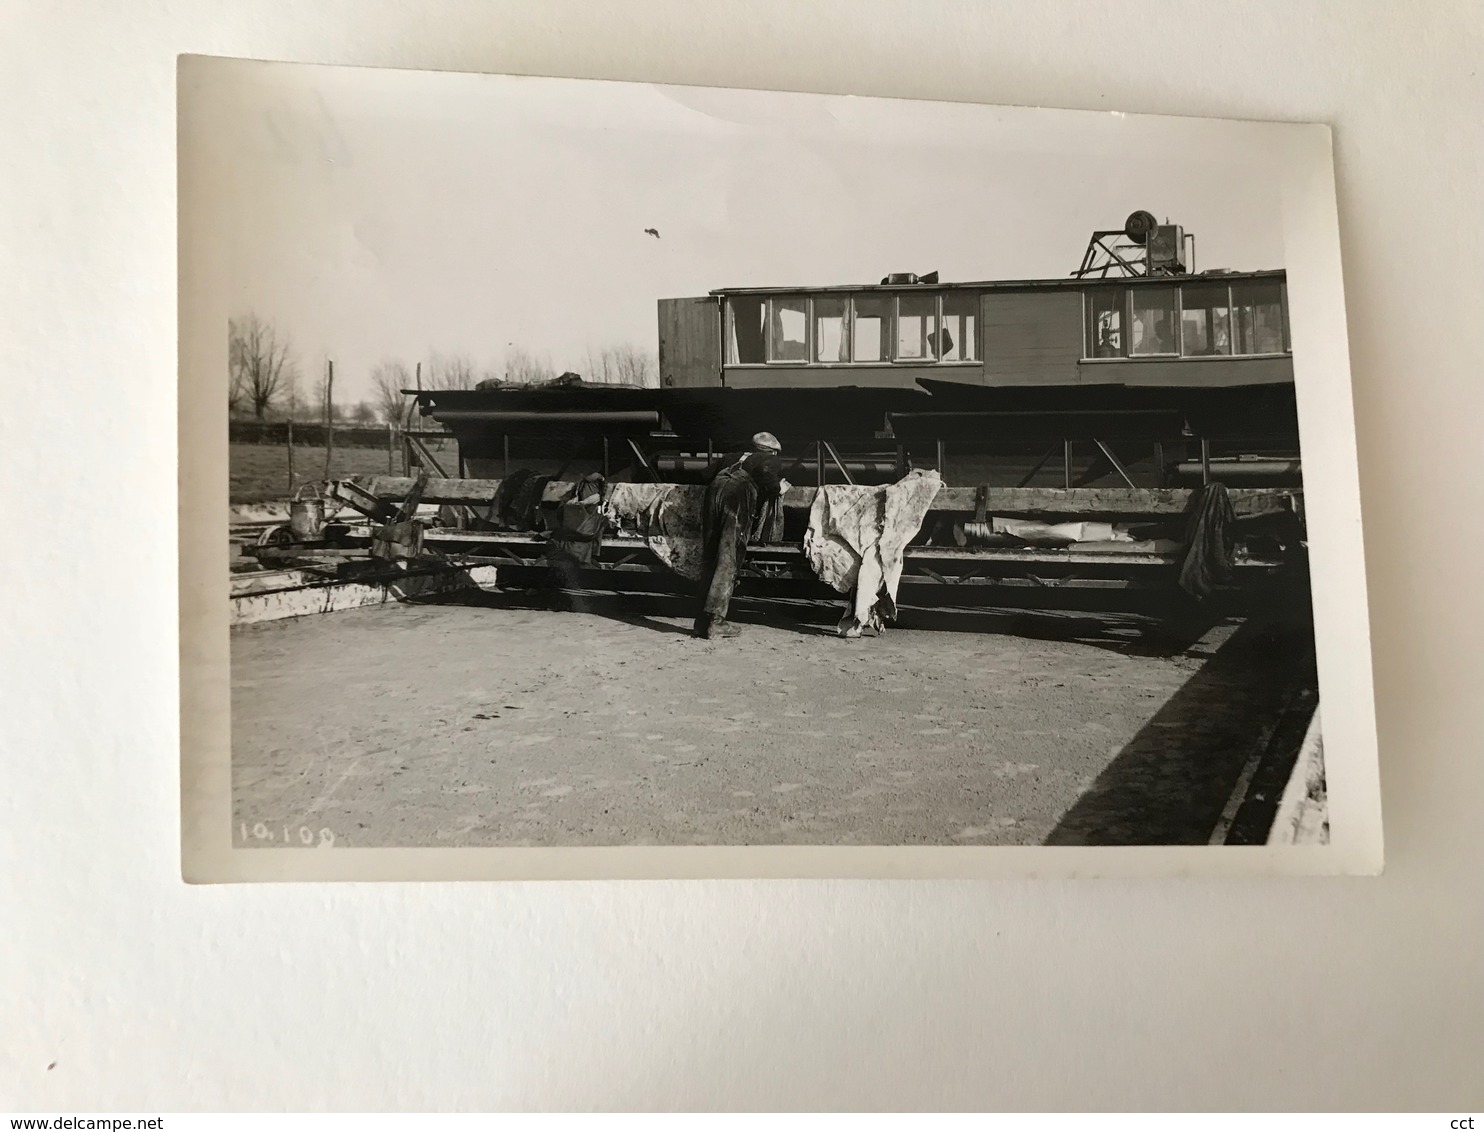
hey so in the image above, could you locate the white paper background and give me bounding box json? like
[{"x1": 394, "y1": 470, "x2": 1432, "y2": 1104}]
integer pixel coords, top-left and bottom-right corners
[{"x1": 3, "y1": 0, "x2": 1481, "y2": 1111}]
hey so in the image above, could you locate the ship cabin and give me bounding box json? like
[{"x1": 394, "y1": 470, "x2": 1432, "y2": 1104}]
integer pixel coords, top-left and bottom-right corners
[{"x1": 657, "y1": 270, "x2": 1290, "y2": 392}]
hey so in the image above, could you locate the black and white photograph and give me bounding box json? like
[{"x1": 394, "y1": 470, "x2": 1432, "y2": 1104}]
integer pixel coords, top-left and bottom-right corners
[{"x1": 178, "y1": 56, "x2": 1376, "y2": 875}]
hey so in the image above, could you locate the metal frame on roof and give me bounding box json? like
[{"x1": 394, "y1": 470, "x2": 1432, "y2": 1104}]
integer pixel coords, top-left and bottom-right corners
[{"x1": 708, "y1": 268, "x2": 1285, "y2": 298}]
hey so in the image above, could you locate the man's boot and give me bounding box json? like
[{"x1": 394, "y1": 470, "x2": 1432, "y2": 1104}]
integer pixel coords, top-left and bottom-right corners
[{"x1": 705, "y1": 617, "x2": 741, "y2": 639}]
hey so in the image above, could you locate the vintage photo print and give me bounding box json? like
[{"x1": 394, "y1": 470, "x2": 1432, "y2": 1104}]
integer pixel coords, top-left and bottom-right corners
[{"x1": 178, "y1": 57, "x2": 1382, "y2": 879}]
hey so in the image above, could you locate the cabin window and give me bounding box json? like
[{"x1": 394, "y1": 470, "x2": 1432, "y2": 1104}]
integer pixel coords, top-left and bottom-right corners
[
  {"x1": 813, "y1": 295, "x2": 849, "y2": 363},
  {"x1": 940, "y1": 291, "x2": 977, "y2": 361},
  {"x1": 895, "y1": 293, "x2": 938, "y2": 361},
  {"x1": 726, "y1": 296, "x2": 766, "y2": 364},
  {"x1": 1231, "y1": 278, "x2": 1285, "y2": 354},
  {"x1": 852, "y1": 294, "x2": 891, "y2": 362},
  {"x1": 767, "y1": 296, "x2": 809, "y2": 362},
  {"x1": 1179, "y1": 282, "x2": 1232, "y2": 356},
  {"x1": 1130, "y1": 286, "x2": 1178, "y2": 355},
  {"x1": 722, "y1": 289, "x2": 981, "y2": 366},
  {"x1": 1085, "y1": 277, "x2": 1290, "y2": 361},
  {"x1": 1086, "y1": 288, "x2": 1126, "y2": 358}
]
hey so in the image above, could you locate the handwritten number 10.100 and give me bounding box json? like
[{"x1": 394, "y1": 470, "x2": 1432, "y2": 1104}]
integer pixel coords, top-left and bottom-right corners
[{"x1": 241, "y1": 822, "x2": 335, "y2": 847}]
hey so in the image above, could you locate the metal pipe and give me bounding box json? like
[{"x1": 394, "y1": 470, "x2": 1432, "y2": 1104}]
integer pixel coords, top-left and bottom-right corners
[
  {"x1": 429, "y1": 409, "x2": 661, "y2": 425},
  {"x1": 889, "y1": 409, "x2": 1180, "y2": 420},
  {"x1": 655, "y1": 456, "x2": 899, "y2": 474},
  {"x1": 1174, "y1": 460, "x2": 1301, "y2": 478}
]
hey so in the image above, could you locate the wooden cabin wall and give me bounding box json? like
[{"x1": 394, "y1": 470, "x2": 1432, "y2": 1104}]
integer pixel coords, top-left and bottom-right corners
[
  {"x1": 981, "y1": 290, "x2": 1084, "y2": 386},
  {"x1": 657, "y1": 296, "x2": 723, "y2": 388}
]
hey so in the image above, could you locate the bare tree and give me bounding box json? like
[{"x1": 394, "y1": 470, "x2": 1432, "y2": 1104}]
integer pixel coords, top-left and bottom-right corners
[
  {"x1": 370, "y1": 359, "x2": 413, "y2": 423},
  {"x1": 227, "y1": 334, "x2": 248, "y2": 416},
  {"x1": 426, "y1": 351, "x2": 477, "y2": 390},
  {"x1": 351, "y1": 401, "x2": 378, "y2": 424},
  {"x1": 584, "y1": 345, "x2": 656, "y2": 387},
  {"x1": 611, "y1": 345, "x2": 657, "y2": 387},
  {"x1": 583, "y1": 347, "x2": 616, "y2": 384},
  {"x1": 229, "y1": 314, "x2": 298, "y2": 419},
  {"x1": 501, "y1": 346, "x2": 555, "y2": 385}
]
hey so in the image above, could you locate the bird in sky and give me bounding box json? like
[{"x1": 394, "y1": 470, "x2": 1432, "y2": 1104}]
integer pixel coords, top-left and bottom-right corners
[{"x1": 644, "y1": 227, "x2": 661, "y2": 239}]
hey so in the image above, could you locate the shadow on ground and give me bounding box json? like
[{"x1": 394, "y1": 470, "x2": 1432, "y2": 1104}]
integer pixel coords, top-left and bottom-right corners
[
  {"x1": 412, "y1": 582, "x2": 1248, "y2": 657},
  {"x1": 1044, "y1": 613, "x2": 1318, "y2": 845}
]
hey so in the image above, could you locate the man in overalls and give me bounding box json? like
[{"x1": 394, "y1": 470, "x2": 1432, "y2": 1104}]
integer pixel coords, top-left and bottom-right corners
[{"x1": 694, "y1": 431, "x2": 786, "y2": 639}]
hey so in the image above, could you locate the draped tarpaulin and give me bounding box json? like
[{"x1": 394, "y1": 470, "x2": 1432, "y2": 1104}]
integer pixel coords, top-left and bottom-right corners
[
  {"x1": 606, "y1": 482, "x2": 708, "y2": 581},
  {"x1": 803, "y1": 470, "x2": 943, "y2": 634}
]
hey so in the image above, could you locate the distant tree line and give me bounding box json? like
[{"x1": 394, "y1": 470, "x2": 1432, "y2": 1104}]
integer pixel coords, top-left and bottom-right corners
[
  {"x1": 227, "y1": 420, "x2": 400, "y2": 448},
  {"x1": 229, "y1": 314, "x2": 658, "y2": 425}
]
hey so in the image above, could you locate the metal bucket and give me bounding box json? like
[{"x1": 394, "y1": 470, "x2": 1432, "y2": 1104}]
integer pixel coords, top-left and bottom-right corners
[{"x1": 289, "y1": 485, "x2": 327, "y2": 541}]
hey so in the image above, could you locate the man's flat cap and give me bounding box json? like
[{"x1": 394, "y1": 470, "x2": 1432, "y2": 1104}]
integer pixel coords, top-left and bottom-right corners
[{"x1": 751, "y1": 431, "x2": 782, "y2": 452}]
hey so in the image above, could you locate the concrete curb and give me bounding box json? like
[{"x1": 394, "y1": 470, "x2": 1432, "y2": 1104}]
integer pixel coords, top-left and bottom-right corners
[
  {"x1": 1268, "y1": 707, "x2": 1327, "y2": 845},
  {"x1": 230, "y1": 564, "x2": 499, "y2": 627}
]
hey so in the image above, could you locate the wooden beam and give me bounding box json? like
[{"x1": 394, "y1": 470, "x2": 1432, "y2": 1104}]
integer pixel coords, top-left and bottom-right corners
[
  {"x1": 230, "y1": 564, "x2": 500, "y2": 626},
  {"x1": 349, "y1": 476, "x2": 1297, "y2": 519}
]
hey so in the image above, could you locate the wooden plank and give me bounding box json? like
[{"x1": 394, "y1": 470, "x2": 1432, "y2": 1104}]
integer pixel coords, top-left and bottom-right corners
[
  {"x1": 396, "y1": 529, "x2": 1284, "y2": 571},
  {"x1": 351, "y1": 476, "x2": 1297, "y2": 518}
]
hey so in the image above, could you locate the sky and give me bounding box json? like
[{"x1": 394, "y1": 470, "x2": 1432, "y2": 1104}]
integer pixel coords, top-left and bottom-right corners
[{"x1": 184, "y1": 59, "x2": 1288, "y2": 407}]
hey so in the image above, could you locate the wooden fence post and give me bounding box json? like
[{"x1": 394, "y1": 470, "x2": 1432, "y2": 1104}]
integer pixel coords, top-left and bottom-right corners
[
  {"x1": 286, "y1": 419, "x2": 295, "y2": 497},
  {"x1": 321, "y1": 358, "x2": 335, "y2": 481}
]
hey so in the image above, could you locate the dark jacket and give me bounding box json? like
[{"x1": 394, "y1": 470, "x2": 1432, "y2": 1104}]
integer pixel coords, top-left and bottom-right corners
[
  {"x1": 706, "y1": 451, "x2": 784, "y2": 499},
  {"x1": 703, "y1": 451, "x2": 785, "y2": 557}
]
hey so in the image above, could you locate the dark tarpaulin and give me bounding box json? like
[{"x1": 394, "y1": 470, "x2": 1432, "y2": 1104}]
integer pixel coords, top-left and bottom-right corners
[{"x1": 1178, "y1": 481, "x2": 1237, "y2": 599}]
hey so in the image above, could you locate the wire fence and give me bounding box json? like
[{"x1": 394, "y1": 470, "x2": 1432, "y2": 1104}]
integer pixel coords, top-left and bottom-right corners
[{"x1": 228, "y1": 420, "x2": 460, "y2": 504}]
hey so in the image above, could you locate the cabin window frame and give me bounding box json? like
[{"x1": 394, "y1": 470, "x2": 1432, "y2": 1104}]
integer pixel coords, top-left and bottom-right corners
[
  {"x1": 1081, "y1": 279, "x2": 1293, "y2": 361},
  {"x1": 763, "y1": 294, "x2": 811, "y2": 365},
  {"x1": 723, "y1": 295, "x2": 768, "y2": 365},
  {"x1": 1178, "y1": 280, "x2": 1235, "y2": 358},
  {"x1": 723, "y1": 290, "x2": 981, "y2": 367},
  {"x1": 810, "y1": 293, "x2": 852, "y2": 364},
  {"x1": 892, "y1": 292, "x2": 938, "y2": 363},
  {"x1": 937, "y1": 289, "x2": 980, "y2": 364},
  {"x1": 847, "y1": 292, "x2": 889, "y2": 365},
  {"x1": 1228, "y1": 277, "x2": 1289, "y2": 358},
  {"x1": 1128, "y1": 284, "x2": 1181, "y2": 358}
]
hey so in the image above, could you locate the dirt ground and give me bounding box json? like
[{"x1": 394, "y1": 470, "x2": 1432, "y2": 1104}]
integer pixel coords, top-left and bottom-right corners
[{"x1": 231, "y1": 593, "x2": 1315, "y2": 847}]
